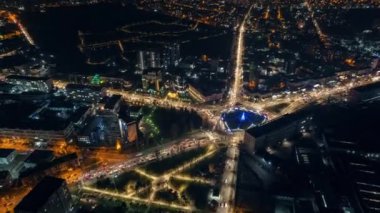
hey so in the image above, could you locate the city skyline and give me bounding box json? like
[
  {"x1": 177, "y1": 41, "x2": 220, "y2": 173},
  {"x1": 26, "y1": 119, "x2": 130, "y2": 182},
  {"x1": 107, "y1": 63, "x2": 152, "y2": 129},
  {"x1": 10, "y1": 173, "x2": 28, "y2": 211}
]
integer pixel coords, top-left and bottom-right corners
[{"x1": 0, "y1": 0, "x2": 380, "y2": 213}]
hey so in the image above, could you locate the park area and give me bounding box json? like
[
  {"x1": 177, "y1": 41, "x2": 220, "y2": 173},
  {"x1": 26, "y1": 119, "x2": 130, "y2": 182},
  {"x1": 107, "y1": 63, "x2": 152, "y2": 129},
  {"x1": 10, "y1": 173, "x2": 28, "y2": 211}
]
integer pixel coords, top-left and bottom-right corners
[{"x1": 81, "y1": 145, "x2": 226, "y2": 212}]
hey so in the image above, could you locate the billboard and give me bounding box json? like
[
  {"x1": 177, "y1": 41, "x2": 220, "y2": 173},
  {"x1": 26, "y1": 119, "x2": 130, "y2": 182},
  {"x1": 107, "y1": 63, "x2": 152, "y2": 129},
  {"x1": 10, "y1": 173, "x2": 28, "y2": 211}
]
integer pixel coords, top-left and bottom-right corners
[{"x1": 127, "y1": 121, "x2": 138, "y2": 143}]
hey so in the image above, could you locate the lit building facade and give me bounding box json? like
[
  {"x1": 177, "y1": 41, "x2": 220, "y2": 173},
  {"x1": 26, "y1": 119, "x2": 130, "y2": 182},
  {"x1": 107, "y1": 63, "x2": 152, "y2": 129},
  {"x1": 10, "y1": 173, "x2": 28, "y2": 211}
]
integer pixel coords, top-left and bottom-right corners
[
  {"x1": 137, "y1": 50, "x2": 161, "y2": 71},
  {"x1": 142, "y1": 68, "x2": 162, "y2": 91}
]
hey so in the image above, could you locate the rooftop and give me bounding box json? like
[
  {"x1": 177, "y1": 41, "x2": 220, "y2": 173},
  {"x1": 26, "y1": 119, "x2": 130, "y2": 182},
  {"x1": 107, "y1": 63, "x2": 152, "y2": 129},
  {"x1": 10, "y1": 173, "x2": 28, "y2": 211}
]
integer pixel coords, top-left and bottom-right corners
[
  {"x1": 25, "y1": 150, "x2": 55, "y2": 164},
  {"x1": 0, "y1": 54, "x2": 29, "y2": 69},
  {"x1": 246, "y1": 106, "x2": 314, "y2": 138},
  {"x1": 0, "y1": 100, "x2": 89, "y2": 131},
  {"x1": 104, "y1": 94, "x2": 122, "y2": 110},
  {"x1": 189, "y1": 79, "x2": 226, "y2": 96},
  {"x1": 15, "y1": 176, "x2": 65, "y2": 212},
  {"x1": 353, "y1": 81, "x2": 380, "y2": 93},
  {"x1": 79, "y1": 112, "x2": 120, "y2": 138},
  {"x1": 0, "y1": 170, "x2": 10, "y2": 180},
  {"x1": 20, "y1": 153, "x2": 77, "y2": 178},
  {"x1": 0, "y1": 148, "x2": 15, "y2": 158}
]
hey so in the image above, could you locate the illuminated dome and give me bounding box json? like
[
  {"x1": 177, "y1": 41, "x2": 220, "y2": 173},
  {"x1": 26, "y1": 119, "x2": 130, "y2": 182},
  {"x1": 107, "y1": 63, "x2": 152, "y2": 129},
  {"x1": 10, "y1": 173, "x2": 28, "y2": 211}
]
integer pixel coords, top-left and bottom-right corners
[{"x1": 221, "y1": 107, "x2": 267, "y2": 132}]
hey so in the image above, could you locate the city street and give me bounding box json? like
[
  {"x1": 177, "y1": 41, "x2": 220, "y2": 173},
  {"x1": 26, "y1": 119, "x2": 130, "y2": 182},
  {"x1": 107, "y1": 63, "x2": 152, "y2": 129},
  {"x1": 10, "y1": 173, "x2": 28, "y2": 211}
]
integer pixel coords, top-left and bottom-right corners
[
  {"x1": 2, "y1": 2, "x2": 380, "y2": 212},
  {"x1": 76, "y1": 131, "x2": 221, "y2": 186},
  {"x1": 217, "y1": 4, "x2": 253, "y2": 212},
  {"x1": 217, "y1": 136, "x2": 241, "y2": 213},
  {"x1": 47, "y1": 5, "x2": 380, "y2": 212}
]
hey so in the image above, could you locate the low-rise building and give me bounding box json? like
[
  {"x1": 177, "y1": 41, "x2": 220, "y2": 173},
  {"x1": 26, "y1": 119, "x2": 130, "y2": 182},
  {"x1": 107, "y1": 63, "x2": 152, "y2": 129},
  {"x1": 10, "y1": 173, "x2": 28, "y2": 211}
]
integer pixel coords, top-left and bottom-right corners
[
  {"x1": 65, "y1": 83, "x2": 106, "y2": 103},
  {"x1": 0, "y1": 149, "x2": 28, "y2": 179},
  {"x1": 77, "y1": 111, "x2": 126, "y2": 147},
  {"x1": 0, "y1": 100, "x2": 91, "y2": 145},
  {"x1": 0, "y1": 148, "x2": 16, "y2": 165},
  {"x1": 6, "y1": 75, "x2": 52, "y2": 93}
]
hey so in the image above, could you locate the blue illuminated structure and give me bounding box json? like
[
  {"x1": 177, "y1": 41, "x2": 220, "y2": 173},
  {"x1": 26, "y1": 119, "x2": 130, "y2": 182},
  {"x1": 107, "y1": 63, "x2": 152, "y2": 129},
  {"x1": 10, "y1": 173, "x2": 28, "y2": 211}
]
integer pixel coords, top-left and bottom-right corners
[
  {"x1": 221, "y1": 107, "x2": 267, "y2": 132},
  {"x1": 240, "y1": 112, "x2": 246, "y2": 121}
]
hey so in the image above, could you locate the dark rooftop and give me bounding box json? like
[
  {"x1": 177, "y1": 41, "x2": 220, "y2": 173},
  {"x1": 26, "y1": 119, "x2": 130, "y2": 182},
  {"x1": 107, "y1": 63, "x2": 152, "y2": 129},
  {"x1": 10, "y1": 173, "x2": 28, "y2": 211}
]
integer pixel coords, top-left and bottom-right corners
[
  {"x1": 189, "y1": 79, "x2": 226, "y2": 96},
  {"x1": 0, "y1": 82, "x2": 15, "y2": 93},
  {"x1": 0, "y1": 148, "x2": 15, "y2": 158},
  {"x1": 353, "y1": 81, "x2": 380, "y2": 93},
  {"x1": 14, "y1": 176, "x2": 65, "y2": 212},
  {"x1": 104, "y1": 94, "x2": 122, "y2": 110},
  {"x1": 212, "y1": 187, "x2": 220, "y2": 197},
  {"x1": 246, "y1": 106, "x2": 314, "y2": 138},
  {"x1": 25, "y1": 150, "x2": 54, "y2": 164},
  {"x1": 0, "y1": 170, "x2": 10, "y2": 180},
  {"x1": 0, "y1": 54, "x2": 28, "y2": 69},
  {"x1": 0, "y1": 100, "x2": 89, "y2": 131},
  {"x1": 295, "y1": 200, "x2": 315, "y2": 213},
  {"x1": 20, "y1": 153, "x2": 77, "y2": 178}
]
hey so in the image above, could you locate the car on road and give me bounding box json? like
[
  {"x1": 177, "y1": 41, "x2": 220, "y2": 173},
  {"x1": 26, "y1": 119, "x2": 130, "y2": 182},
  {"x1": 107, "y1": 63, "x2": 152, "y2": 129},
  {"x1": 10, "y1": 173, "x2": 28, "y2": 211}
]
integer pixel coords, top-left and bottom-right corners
[{"x1": 220, "y1": 202, "x2": 228, "y2": 208}]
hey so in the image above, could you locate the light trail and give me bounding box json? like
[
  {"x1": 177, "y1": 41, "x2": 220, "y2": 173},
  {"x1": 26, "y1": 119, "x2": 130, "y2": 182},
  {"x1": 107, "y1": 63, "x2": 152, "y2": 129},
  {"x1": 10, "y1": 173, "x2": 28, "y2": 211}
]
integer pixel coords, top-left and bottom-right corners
[
  {"x1": 228, "y1": 5, "x2": 254, "y2": 106},
  {"x1": 134, "y1": 168, "x2": 158, "y2": 180},
  {"x1": 76, "y1": 135, "x2": 214, "y2": 186},
  {"x1": 217, "y1": 140, "x2": 240, "y2": 213},
  {"x1": 304, "y1": 0, "x2": 330, "y2": 48},
  {"x1": 3, "y1": 3, "x2": 380, "y2": 212},
  {"x1": 48, "y1": 5, "x2": 380, "y2": 211},
  {"x1": 81, "y1": 145, "x2": 218, "y2": 211},
  {"x1": 166, "y1": 146, "x2": 217, "y2": 176},
  {"x1": 218, "y1": 5, "x2": 254, "y2": 213},
  {"x1": 82, "y1": 186, "x2": 194, "y2": 211},
  {"x1": 53, "y1": 70, "x2": 380, "y2": 132},
  {"x1": 172, "y1": 175, "x2": 214, "y2": 185},
  {"x1": 8, "y1": 12, "x2": 35, "y2": 46}
]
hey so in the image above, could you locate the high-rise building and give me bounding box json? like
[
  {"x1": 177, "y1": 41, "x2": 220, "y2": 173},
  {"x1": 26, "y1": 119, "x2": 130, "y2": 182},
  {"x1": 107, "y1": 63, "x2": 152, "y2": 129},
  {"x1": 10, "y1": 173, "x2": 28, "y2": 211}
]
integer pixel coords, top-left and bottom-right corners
[
  {"x1": 137, "y1": 50, "x2": 161, "y2": 71},
  {"x1": 162, "y1": 43, "x2": 180, "y2": 70},
  {"x1": 14, "y1": 176, "x2": 73, "y2": 213}
]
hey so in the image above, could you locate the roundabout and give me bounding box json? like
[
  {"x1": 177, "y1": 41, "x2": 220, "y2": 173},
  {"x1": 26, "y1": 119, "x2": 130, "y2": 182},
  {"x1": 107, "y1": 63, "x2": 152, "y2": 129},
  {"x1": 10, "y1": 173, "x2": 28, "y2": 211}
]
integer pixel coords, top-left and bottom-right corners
[{"x1": 220, "y1": 107, "x2": 267, "y2": 132}]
